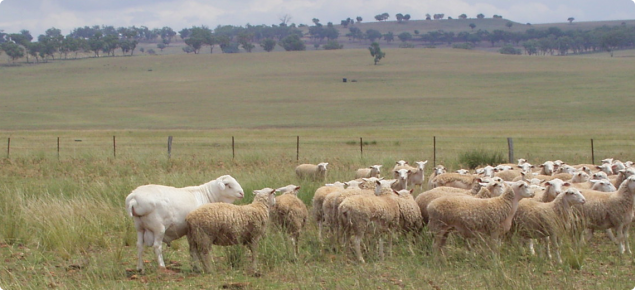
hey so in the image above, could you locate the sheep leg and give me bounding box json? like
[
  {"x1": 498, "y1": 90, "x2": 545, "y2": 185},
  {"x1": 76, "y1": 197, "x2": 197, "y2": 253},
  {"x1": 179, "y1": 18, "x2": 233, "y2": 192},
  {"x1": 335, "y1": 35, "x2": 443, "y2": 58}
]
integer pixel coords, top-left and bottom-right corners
[
  {"x1": 249, "y1": 240, "x2": 260, "y2": 273},
  {"x1": 615, "y1": 225, "x2": 627, "y2": 254},
  {"x1": 527, "y1": 238, "x2": 536, "y2": 256},
  {"x1": 353, "y1": 234, "x2": 365, "y2": 263},
  {"x1": 152, "y1": 229, "x2": 167, "y2": 271},
  {"x1": 549, "y1": 236, "x2": 562, "y2": 264},
  {"x1": 605, "y1": 229, "x2": 619, "y2": 244},
  {"x1": 135, "y1": 230, "x2": 146, "y2": 273},
  {"x1": 317, "y1": 221, "x2": 323, "y2": 243},
  {"x1": 378, "y1": 237, "x2": 385, "y2": 261}
]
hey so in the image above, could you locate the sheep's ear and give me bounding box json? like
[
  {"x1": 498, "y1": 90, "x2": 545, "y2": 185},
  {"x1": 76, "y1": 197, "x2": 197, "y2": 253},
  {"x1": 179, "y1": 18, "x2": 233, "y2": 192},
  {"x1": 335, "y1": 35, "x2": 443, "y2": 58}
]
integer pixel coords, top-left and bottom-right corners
[
  {"x1": 218, "y1": 182, "x2": 226, "y2": 190},
  {"x1": 563, "y1": 182, "x2": 571, "y2": 186},
  {"x1": 392, "y1": 189, "x2": 399, "y2": 195},
  {"x1": 409, "y1": 189, "x2": 414, "y2": 194}
]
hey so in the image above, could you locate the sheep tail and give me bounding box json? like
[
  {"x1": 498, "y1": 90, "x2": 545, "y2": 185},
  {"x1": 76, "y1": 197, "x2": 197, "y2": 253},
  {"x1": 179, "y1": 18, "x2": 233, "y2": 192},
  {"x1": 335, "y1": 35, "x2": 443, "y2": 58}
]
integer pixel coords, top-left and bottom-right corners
[{"x1": 127, "y1": 199, "x2": 139, "y2": 217}]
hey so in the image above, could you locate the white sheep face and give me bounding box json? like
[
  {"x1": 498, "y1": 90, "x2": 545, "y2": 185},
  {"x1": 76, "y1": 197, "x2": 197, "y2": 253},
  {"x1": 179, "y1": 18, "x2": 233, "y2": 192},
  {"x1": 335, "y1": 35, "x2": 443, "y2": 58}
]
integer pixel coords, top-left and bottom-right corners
[
  {"x1": 563, "y1": 188, "x2": 586, "y2": 205},
  {"x1": 254, "y1": 188, "x2": 276, "y2": 206}
]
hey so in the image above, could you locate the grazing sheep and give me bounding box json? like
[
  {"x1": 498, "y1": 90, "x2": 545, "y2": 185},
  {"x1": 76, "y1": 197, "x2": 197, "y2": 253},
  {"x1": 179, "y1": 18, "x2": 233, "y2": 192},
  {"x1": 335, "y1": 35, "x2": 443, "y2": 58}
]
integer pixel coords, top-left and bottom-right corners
[
  {"x1": 427, "y1": 181, "x2": 534, "y2": 254},
  {"x1": 338, "y1": 185, "x2": 403, "y2": 263},
  {"x1": 125, "y1": 175, "x2": 245, "y2": 273},
  {"x1": 186, "y1": 187, "x2": 276, "y2": 273},
  {"x1": 407, "y1": 161, "x2": 428, "y2": 191},
  {"x1": 512, "y1": 187, "x2": 586, "y2": 263},
  {"x1": 311, "y1": 182, "x2": 346, "y2": 241},
  {"x1": 571, "y1": 179, "x2": 617, "y2": 192},
  {"x1": 532, "y1": 179, "x2": 570, "y2": 203},
  {"x1": 271, "y1": 185, "x2": 308, "y2": 258},
  {"x1": 578, "y1": 175, "x2": 635, "y2": 254},
  {"x1": 355, "y1": 165, "x2": 382, "y2": 179},
  {"x1": 321, "y1": 180, "x2": 371, "y2": 241},
  {"x1": 295, "y1": 163, "x2": 328, "y2": 181}
]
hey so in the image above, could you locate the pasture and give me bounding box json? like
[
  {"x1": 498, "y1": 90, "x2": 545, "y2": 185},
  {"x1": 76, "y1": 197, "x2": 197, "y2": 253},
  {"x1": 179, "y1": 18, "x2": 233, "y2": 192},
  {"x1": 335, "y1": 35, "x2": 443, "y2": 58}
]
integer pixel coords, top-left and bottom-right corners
[{"x1": 2, "y1": 48, "x2": 635, "y2": 289}]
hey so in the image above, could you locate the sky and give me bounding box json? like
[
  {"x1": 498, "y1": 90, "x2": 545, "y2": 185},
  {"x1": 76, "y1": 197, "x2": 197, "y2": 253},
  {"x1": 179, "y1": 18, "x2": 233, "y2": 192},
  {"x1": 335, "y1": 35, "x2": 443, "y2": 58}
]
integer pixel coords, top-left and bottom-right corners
[{"x1": 1, "y1": 0, "x2": 635, "y2": 36}]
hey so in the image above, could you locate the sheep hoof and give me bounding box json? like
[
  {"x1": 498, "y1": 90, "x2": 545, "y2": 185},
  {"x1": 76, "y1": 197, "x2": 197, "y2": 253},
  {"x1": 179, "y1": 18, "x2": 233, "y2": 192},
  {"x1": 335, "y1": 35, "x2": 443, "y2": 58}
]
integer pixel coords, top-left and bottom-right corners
[{"x1": 252, "y1": 270, "x2": 262, "y2": 277}]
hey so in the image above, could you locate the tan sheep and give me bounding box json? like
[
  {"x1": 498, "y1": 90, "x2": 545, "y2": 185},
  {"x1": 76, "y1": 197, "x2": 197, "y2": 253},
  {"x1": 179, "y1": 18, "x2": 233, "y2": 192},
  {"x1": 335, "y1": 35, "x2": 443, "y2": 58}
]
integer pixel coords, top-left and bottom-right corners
[
  {"x1": 427, "y1": 165, "x2": 447, "y2": 189},
  {"x1": 427, "y1": 180, "x2": 534, "y2": 255},
  {"x1": 430, "y1": 172, "x2": 480, "y2": 189},
  {"x1": 185, "y1": 187, "x2": 276, "y2": 273},
  {"x1": 511, "y1": 187, "x2": 586, "y2": 263},
  {"x1": 407, "y1": 161, "x2": 428, "y2": 191},
  {"x1": 577, "y1": 175, "x2": 635, "y2": 254},
  {"x1": 311, "y1": 182, "x2": 346, "y2": 242},
  {"x1": 272, "y1": 185, "x2": 308, "y2": 258},
  {"x1": 355, "y1": 165, "x2": 382, "y2": 179},
  {"x1": 295, "y1": 162, "x2": 328, "y2": 181}
]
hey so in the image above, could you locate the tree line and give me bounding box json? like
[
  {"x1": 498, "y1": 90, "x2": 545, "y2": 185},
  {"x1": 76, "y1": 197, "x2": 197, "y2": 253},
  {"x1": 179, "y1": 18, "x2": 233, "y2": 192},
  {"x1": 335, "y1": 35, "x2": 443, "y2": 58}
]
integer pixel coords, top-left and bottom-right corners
[{"x1": 1, "y1": 17, "x2": 634, "y2": 63}]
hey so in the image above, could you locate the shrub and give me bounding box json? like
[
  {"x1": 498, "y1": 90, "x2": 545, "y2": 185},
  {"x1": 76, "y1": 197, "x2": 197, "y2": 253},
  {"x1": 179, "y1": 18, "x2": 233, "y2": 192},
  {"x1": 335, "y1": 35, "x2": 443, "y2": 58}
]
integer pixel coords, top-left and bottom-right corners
[
  {"x1": 499, "y1": 44, "x2": 522, "y2": 55},
  {"x1": 323, "y1": 40, "x2": 343, "y2": 50},
  {"x1": 453, "y1": 43, "x2": 475, "y2": 50},
  {"x1": 458, "y1": 149, "x2": 505, "y2": 169},
  {"x1": 399, "y1": 42, "x2": 415, "y2": 48}
]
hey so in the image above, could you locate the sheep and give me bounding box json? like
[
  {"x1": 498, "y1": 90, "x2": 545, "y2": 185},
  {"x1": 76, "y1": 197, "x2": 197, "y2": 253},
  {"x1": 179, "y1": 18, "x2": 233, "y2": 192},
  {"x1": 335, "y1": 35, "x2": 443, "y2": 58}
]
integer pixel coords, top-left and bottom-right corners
[
  {"x1": 392, "y1": 168, "x2": 411, "y2": 191},
  {"x1": 311, "y1": 182, "x2": 346, "y2": 242},
  {"x1": 538, "y1": 161, "x2": 557, "y2": 176},
  {"x1": 427, "y1": 165, "x2": 447, "y2": 189},
  {"x1": 407, "y1": 160, "x2": 428, "y2": 191},
  {"x1": 475, "y1": 165, "x2": 497, "y2": 178},
  {"x1": 430, "y1": 172, "x2": 480, "y2": 189},
  {"x1": 186, "y1": 187, "x2": 276, "y2": 273},
  {"x1": 416, "y1": 179, "x2": 506, "y2": 224},
  {"x1": 455, "y1": 169, "x2": 471, "y2": 175},
  {"x1": 295, "y1": 162, "x2": 328, "y2": 181},
  {"x1": 321, "y1": 180, "x2": 372, "y2": 242},
  {"x1": 337, "y1": 185, "x2": 404, "y2": 263},
  {"x1": 511, "y1": 187, "x2": 586, "y2": 263},
  {"x1": 271, "y1": 185, "x2": 308, "y2": 258},
  {"x1": 427, "y1": 180, "x2": 534, "y2": 255},
  {"x1": 355, "y1": 165, "x2": 382, "y2": 179},
  {"x1": 495, "y1": 168, "x2": 523, "y2": 181},
  {"x1": 577, "y1": 175, "x2": 635, "y2": 254},
  {"x1": 532, "y1": 179, "x2": 570, "y2": 203},
  {"x1": 125, "y1": 175, "x2": 245, "y2": 273}
]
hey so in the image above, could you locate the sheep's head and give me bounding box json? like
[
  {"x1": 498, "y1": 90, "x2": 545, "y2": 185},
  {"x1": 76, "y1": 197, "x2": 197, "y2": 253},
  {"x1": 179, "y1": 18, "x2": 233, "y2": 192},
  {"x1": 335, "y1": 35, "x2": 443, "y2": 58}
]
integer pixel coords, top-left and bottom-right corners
[
  {"x1": 254, "y1": 187, "x2": 276, "y2": 206},
  {"x1": 572, "y1": 171, "x2": 590, "y2": 183},
  {"x1": 563, "y1": 188, "x2": 586, "y2": 205},
  {"x1": 512, "y1": 181, "x2": 534, "y2": 199},
  {"x1": 592, "y1": 171, "x2": 608, "y2": 180},
  {"x1": 434, "y1": 165, "x2": 447, "y2": 175},
  {"x1": 275, "y1": 184, "x2": 301, "y2": 196},
  {"x1": 543, "y1": 179, "x2": 570, "y2": 200},
  {"x1": 216, "y1": 175, "x2": 245, "y2": 201},
  {"x1": 395, "y1": 160, "x2": 408, "y2": 166},
  {"x1": 540, "y1": 161, "x2": 556, "y2": 175},
  {"x1": 317, "y1": 162, "x2": 328, "y2": 172},
  {"x1": 590, "y1": 179, "x2": 616, "y2": 192},
  {"x1": 415, "y1": 161, "x2": 428, "y2": 170}
]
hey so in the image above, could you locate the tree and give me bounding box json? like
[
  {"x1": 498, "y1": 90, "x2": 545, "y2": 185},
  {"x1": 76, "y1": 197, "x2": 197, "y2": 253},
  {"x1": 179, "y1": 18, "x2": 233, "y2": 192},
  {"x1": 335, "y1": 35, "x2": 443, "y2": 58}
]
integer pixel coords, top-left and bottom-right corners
[
  {"x1": 368, "y1": 42, "x2": 385, "y2": 65},
  {"x1": 568, "y1": 17, "x2": 575, "y2": 24},
  {"x1": 383, "y1": 32, "x2": 394, "y2": 43},
  {"x1": 396, "y1": 13, "x2": 404, "y2": 23},
  {"x1": 260, "y1": 38, "x2": 277, "y2": 52},
  {"x1": 279, "y1": 34, "x2": 305, "y2": 51},
  {"x1": 365, "y1": 29, "x2": 382, "y2": 42},
  {"x1": 506, "y1": 21, "x2": 513, "y2": 29},
  {"x1": 398, "y1": 32, "x2": 412, "y2": 42},
  {"x1": 499, "y1": 44, "x2": 521, "y2": 55},
  {"x1": 459, "y1": 14, "x2": 468, "y2": 19},
  {"x1": 469, "y1": 23, "x2": 476, "y2": 30},
  {"x1": 323, "y1": 40, "x2": 343, "y2": 50},
  {"x1": 279, "y1": 14, "x2": 292, "y2": 26},
  {"x1": 477, "y1": 13, "x2": 485, "y2": 19},
  {"x1": 157, "y1": 43, "x2": 167, "y2": 52},
  {"x1": 404, "y1": 14, "x2": 411, "y2": 21},
  {"x1": 356, "y1": 16, "x2": 363, "y2": 23},
  {"x1": 88, "y1": 32, "x2": 104, "y2": 57},
  {"x1": 1, "y1": 42, "x2": 25, "y2": 63}
]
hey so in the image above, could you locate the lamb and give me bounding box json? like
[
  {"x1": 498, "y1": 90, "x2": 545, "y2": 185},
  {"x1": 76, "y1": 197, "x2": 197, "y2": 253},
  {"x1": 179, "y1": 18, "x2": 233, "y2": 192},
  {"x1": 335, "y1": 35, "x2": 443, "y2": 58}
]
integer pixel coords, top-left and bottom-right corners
[
  {"x1": 577, "y1": 175, "x2": 635, "y2": 254},
  {"x1": 271, "y1": 185, "x2": 308, "y2": 258},
  {"x1": 125, "y1": 175, "x2": 245, "y2": 273},
  {"x1": 427, "y1": 165, "x2": 447, "y2": 189},
  {"x1": 427, "y1": 180, "x2": 534, "y2": 254},
  {"x1": 511, "y1": 187, "x2": 586, "y2": 263},
  {"x1": 295, "y1": 162, "x2": 328, "y2": 181},
  {"x1": 185, "y1": 187, "x2": 276, "y2": 273},
  {"x1": 407, "y1": 160, "x2": 428, "y2": 191},
  {"x1": 311, "y1": 182, "x2": 346, "y2": 241},
  {"x1": 355, "y1": 165, "x2": 382, "y2": 179},
  {"x1": 337, "y1": 185, "x2": 404, "y2": 263},
  {"x1": 392, "y1": 168, "x2": 411, "y2": 191}
]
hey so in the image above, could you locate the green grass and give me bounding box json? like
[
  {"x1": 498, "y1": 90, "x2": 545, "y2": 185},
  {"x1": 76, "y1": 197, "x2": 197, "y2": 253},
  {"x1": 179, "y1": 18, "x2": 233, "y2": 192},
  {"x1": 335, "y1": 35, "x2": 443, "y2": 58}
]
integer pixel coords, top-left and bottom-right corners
[{"x1": 2, "y1": 47, "x2": 635, "y2": 289}]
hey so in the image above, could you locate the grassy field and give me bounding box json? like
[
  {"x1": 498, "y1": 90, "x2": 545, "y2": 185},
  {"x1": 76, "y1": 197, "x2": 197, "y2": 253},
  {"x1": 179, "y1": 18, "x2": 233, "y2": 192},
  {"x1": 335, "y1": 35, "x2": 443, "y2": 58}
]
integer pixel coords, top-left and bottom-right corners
[{"x1": 2, "y1": 48, "x2": 635, "y2": 289}]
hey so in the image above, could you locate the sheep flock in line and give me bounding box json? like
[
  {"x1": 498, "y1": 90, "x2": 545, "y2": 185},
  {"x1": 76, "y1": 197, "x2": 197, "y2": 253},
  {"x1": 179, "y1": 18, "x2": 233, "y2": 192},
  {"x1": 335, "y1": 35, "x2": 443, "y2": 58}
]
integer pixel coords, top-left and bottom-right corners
[{"x1": 126, "y1": 158, "x2": 635, "y2": 274}]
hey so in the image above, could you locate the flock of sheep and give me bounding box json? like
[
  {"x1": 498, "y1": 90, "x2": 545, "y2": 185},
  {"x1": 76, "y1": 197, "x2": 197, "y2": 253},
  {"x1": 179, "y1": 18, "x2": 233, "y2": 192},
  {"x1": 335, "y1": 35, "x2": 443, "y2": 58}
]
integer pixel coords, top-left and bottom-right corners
[{"x1": 124, "y1": 157, "x2": 635, "y2": 274}]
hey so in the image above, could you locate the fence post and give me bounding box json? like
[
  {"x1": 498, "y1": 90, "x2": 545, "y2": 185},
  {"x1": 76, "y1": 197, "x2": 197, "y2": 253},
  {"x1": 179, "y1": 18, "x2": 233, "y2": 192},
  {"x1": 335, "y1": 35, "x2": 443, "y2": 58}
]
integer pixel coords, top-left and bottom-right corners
[
  {"x1": 232, "y1": 136, "x2": 235, "y2": 160},
  {"x1": 113, "y1": 136, "x2": 116, "y2": 158},
  {"x1": 57, "y1": 137, "x2": 60, "y2": 160},
  {"x1": 507, "y1": 138, "x2": 514, "y2": 164},
  {"x1": 6, "y1": 137, "x2": 10, "y2": 159},
  {"x1": 433, "y1": 136, "x2": 436, "y2": 167},
  {"x1": 296, "y1": 136, "x2": 299, "y2": 161},
  {"x1": 591, "y1": 139, "x2": 595, "y2": 164},
  {"x1": 167, "y1": 136, "x2": 173, "y2": 159},
  {"x1": 360, "y1": 137, "x2": 363, "y2": 157}
]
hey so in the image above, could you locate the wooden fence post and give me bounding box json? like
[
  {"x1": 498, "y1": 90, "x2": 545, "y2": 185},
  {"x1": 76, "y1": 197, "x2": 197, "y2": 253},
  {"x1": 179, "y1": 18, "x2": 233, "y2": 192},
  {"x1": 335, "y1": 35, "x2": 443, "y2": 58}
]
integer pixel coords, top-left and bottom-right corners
[
  {"x1": 360, "y1": 137, "x2": 363, "y2": 157},
  {"x1": 507, "y1": 138, "x2": 514, "y2": 164},
  {"x1": 6, "y1": 137, "x2": 10, "y2": 159},
  {"x1": 232, "y1": 136, "x2": 235, "y2": 160},
  {"x1": 167, "y1": 136, "x2": 173, "y2": 159},
  {"x1": 433, "y1": 136, "x2": 436, "y2": 167},
  {"x1": 57, "y1": 137, "x2": 60, "y2": 160},
  {"x1": 113, "y1": 136, "x2": 116, "y2": 158},
  {"x1": 296, "y1": 136, "x2": 299, "y2": 161}
]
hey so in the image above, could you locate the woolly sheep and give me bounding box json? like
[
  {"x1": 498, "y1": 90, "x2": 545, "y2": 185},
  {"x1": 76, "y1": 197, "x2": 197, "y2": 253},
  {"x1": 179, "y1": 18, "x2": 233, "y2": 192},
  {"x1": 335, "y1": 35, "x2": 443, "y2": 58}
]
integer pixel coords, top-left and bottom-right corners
[
  {"x1": 428, "y1": 165, "x2": 447, "y2": 189},
  {"x1": 311, "y1": 182, "x2": 346, "y2": 241},
  {"x1": 392, "y1": 168, "x2": 411, "y2": 191},
  {"x1": 355, "y1": 165, "x2": 382, "y2": 179},
  {"x1": 538, "y1": 161, "x2": 557, "y2": 176},
  {"x1": 271, "y1": 185, "x2": 308, "y2": 258},
  {"x1": 427, "y1": 180, "x2": 534, "y2": 254},
  {"x1": 531, "y1": 178, "x2": 570, "y2": 203},
  {"x1": 407, "y1": 160, "x2": 428, "y2": 191},
  {"x1": 476, "y1": 165, "x2": 497, "y2": 178},
  {"x1": 512, "y1": 187, "x2": 586, "y2": 263},
  {"x1": 455, "y1": 169, "x2": 471, "y2": 175},
  {"x1": 125, "y1": 175, "x2": 245, "y2": 273},
  {"x1": 295, "y1": 163, "x2": 328, "y2": 181},
  {"x1": 577, "y1": 175, "x2": 635, "y2": 254},
  {"x1": 186, "y1": 187, "x2": 276, "y2": 273},
  {"x1": 338, "y1": 185, "x2": 404, "y2": 263},
  {"x1": 430, "y1": 172, "x2": 480, "y2": 189}
]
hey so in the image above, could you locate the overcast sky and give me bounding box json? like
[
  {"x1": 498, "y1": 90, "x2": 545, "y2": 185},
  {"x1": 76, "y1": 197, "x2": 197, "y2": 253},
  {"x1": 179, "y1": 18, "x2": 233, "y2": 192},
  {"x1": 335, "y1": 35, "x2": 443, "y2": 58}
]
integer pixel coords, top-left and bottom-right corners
[{"x1": 1, "y1": 0, "x2": 635, "y2": 36}]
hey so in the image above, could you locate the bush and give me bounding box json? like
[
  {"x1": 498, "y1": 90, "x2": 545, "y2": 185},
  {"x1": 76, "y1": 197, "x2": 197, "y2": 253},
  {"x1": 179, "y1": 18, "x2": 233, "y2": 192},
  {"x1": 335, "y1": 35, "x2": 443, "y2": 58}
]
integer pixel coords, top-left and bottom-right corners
[
  {"x1": 399, "y1": 42, "x2": 415, "y2": 48},
  {"x1": 323, "y1": 40, "x2": 343, "y2": 50},
  {"x1": 458, "y1": 149, "x2": 506, "y2": 169},
  {"x1": 221, "y1": 42, "x2": 240, "y2": 53},
  {"x1": 453, "y1": 43, "x2": 475, "y2": 50},
  {"x1": 499, "y1": 44, "x2": 522, "y2": 55}
]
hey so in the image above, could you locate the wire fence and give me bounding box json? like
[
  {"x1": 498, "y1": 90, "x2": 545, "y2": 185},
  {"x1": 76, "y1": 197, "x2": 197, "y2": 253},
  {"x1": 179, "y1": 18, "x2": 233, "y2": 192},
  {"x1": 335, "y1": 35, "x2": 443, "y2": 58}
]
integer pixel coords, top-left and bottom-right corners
[{"x1": 4, "y1": 134, "x2": 635, "y2": 168}]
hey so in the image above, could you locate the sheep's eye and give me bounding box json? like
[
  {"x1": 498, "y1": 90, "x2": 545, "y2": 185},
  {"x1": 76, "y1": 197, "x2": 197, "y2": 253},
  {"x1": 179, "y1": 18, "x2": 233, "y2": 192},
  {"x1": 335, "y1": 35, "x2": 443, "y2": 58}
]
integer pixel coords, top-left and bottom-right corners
[{"x1": 225, "y1": 183, "x2": 231, "y2": 188}]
